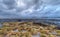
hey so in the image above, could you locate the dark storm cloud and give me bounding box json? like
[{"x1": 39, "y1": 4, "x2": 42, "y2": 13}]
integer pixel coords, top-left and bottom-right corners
[
  {"x1": 3, "y1": 0, "x2": 16, "y2": 9},
  {"x1": 0, "y1": 0, "x2": 60, "y2": 19}
]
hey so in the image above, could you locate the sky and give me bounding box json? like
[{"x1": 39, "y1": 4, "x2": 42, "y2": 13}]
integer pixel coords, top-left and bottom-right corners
[{"x1": 0, "y1": 0, "x2": 60, "y2": 19}]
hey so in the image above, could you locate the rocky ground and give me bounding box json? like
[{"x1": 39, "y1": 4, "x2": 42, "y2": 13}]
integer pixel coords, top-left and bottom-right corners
[{"x1": 0, "y1": 22, "x2": 60, "y2": 37}]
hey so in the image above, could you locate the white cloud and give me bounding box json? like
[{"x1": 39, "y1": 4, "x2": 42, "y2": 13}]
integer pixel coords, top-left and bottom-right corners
[{"x1": 16, "y1": 0, "x2": 27, "y2": 8}]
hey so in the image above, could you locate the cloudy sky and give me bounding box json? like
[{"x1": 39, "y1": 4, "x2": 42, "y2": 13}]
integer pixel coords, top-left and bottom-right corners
[{"x1": 0, "y1": 0, "x2": 60, "y2": 19}]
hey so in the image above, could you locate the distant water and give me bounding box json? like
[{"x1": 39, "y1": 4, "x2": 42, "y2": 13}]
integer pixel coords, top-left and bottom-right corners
[{"x1": 0, "y1": 19, "x2": 60, "y2": 27}]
